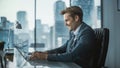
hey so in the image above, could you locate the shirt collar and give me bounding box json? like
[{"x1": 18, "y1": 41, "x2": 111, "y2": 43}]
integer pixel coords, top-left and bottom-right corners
[{"x1": 73, "y1": 23, "x2": 82, "y2": 36}]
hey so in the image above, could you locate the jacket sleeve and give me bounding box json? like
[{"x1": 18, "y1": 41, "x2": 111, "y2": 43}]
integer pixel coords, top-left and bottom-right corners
[
  {"x1": 47, "y1": 29, "x2": 95, "y2": 62},
  {"x1": 46, "y1": 40, "x2": 68, "y2": 54}
]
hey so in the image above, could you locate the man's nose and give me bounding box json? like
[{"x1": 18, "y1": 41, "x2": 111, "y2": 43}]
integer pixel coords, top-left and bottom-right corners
[{"x1": 65, "y1": 22, "x2": 68, "y2": 26}]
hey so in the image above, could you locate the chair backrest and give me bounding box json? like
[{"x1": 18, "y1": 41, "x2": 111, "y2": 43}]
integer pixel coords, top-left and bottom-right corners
[
  {"x1": 0, "y1": 41, "x2": 5, "y2": 50},
  {"x1": 92, "y1": 28, "x2": 109, "y2": 68}
]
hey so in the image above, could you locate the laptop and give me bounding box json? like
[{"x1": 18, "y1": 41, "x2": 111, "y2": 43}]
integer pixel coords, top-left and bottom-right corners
[
  {"x1": 14, "y1": 46, "x2": 47, "y2": 63},
  {"x1": 14, "y1": 46, "x2": 30, "y2": 61}
]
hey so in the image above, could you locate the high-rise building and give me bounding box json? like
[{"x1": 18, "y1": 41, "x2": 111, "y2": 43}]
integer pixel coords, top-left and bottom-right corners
[
  {"x1": 17, "y1": 11, "x2": 28, "y2": 33},
  {"x1": 0, "y1": 17, "x2": 14, "y2": 48},
  {"x1": 16, "y1": 11, "x2": 30, "y2": 50},
  {"x1": 36, "y1": 19, "x2": 42, "y2": 43},
  {"x1": 0, "y1": 17, "x2": 7, "y2": 29},
  {"x1": 16, "y1": 11, "x2": 29, "y2": 67},
  {"x1": 54, "y1": 0, "x2": 65, "y2": 21},
  {"x1": 71, "y1": 0, "x2": 94, "y2": 26},
  {"x1": 41, "y1": 24, "x2": 50, "y2": 49},
  {"x1": 97, "y1": 6, "x2": 101, "y2": 20},
  {"x1": 50, "y1": 26, "x2": 54, "y2": 49},
  {"x1": 54, "y1": 0, "x2": 69, "y2": 48}
]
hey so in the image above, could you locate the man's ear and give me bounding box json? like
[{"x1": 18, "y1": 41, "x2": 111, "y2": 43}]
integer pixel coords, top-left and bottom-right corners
[{"x1": 75, "y1": 15, "x2": 79, "y2": 22}]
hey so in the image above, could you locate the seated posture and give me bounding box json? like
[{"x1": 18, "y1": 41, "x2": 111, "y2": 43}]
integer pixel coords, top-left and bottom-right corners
[{"x1": 30, "y1": 6, "x2": 96, "y2": 68}]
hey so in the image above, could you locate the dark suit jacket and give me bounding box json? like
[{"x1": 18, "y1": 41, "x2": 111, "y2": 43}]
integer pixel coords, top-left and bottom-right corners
[{"x1": 47, "y1": 22, "x2": 96, "y2": 68}]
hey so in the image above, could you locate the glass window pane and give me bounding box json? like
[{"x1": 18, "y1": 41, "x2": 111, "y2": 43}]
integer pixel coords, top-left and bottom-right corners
[
  {"x1": 0, "y1": 0, "x2": 102, "y2": 68},
  {"x1": 36, "y1": 0, "x2": 70, "y2": 51},
  {"x1": 71, "y1": 0, "x2": 101, "y2": 28},
  {"x1": 0, "y1": 0, "x2": 34, "y2": 67},
  {"x1": 0, "y1": 0, "x2": 70, "y2": 68},
  {"x1": 0, "y1": 0, "x2": 35, "y2": 48}
]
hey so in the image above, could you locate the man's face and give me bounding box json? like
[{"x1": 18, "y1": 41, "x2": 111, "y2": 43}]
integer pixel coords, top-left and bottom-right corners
[{"x1": 63, "y1": 13, "x2": 77, "y2": 31}]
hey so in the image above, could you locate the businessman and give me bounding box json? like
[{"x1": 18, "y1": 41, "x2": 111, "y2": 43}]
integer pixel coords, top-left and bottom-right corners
[{"x1": 30, "y1": 6, "x2": 96, "y2": 68}]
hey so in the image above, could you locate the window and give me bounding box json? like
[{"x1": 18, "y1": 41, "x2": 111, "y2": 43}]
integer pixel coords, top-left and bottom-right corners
[
  {"x1": 71, "y1": 0, "x2": 101, "y2": 28},
  {"x1": 36, "y1": 0, "x2": 70, "y2": 50},
  {"x1": 0, "y1": 0, "x2": 101, "y2": 67},
  {"x1": 0, "y1": 0, "x2": 34, "y2": 67}
]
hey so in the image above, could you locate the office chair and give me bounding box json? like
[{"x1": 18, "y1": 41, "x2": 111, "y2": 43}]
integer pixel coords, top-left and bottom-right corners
[{"x1": 91, "y1": 28, "x2": 109, "y2": 68}]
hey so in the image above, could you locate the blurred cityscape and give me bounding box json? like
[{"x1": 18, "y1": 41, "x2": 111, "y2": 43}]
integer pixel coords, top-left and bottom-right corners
[{"x1": 0, "y1": 0, "x2": 101, "y2": 67}]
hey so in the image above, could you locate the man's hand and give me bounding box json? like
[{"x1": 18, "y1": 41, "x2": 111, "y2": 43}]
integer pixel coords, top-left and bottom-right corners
[{"x1": 30, "y1": 51, "x2": 48, "y2": 60}]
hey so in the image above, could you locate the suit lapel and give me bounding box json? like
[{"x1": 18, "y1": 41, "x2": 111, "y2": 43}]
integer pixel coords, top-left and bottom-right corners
[{"x1": 67, "y1": 22, "x2": 87, "y2": 52}]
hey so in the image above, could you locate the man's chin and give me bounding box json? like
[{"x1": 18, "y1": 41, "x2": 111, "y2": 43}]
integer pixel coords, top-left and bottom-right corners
[
  {"x1": 67, "y1": 27, "x2": 72, "y2": 31},
  {"x1": 68, "y1": 28, "x2": 72, "y2": 31}
]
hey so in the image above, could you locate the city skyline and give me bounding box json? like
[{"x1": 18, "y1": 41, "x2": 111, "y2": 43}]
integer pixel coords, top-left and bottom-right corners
[
  {"x1": 0, "y1": 0, "x2": 70, "y2": 30},
  {"x1": 0, "y1": 0, "x2": 102, "y2": 67},
  {"x1": 0, "y1": 0, "x2": 100, "y2": 30}
]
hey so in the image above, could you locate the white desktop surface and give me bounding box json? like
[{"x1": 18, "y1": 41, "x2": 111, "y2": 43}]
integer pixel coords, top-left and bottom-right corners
[
  {"x1": 23, "y1": 60, "x2": 82, "y2": 68},
  {"x1": 5, "y1": 49, "x2": 81, "y2": 68}
]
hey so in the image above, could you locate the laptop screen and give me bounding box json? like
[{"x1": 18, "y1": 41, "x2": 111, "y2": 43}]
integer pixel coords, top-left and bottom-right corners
[{"x1": 15, "y1": 46, "x2": 30, "y2": 61}]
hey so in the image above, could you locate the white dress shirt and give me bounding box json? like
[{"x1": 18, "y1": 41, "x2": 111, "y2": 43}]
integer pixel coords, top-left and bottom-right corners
[{"x1": 73, "y1": 23, "x2": 83, "y2": 40}]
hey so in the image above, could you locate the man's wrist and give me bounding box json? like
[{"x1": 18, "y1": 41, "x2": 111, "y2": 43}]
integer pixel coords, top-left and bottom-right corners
[{"x1": 45, "y1": 53, "x2": 48, "y2": 60}]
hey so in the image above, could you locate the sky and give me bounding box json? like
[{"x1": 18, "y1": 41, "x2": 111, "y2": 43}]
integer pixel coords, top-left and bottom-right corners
[
  {"x1": 0, "y1": 0, "x2": 100, "y2": 30},
  {"x1": 0, "y1": 0, "x2": 70, "y2": 30}
]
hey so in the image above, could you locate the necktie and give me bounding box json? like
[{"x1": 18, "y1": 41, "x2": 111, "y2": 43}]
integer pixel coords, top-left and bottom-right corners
[{"x1": 69, "y1": 34, "x2": 77, "y2": 52}]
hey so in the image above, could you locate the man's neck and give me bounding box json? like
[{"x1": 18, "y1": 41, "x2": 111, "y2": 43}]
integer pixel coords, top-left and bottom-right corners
[
  {"x1": 73, "y1": 22, "x2": 82, "y2": 31},
  {"x1": 73, "y1": 22, "x2": 82, "y2": 35}
]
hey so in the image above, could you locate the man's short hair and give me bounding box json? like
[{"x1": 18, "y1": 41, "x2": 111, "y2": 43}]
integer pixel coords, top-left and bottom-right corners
[{"x1": 61, "y1": 6, "x2": 83, "y2": 22}]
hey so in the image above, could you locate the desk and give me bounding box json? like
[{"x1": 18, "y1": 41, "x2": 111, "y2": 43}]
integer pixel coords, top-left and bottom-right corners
[
  {"x1": 29, "y1": 60, "x2": 81, "y2": 68},
  {"x1": 6, "y1": 57, "x2": 81, "y2": 68},
  {"x1": 5, "y1": 49, "x2": 81, "y2": 68},
  {"x1": 18, "y1": 60, "x2": 82, "y2": 68},
  {"x1": 3, "y1": 48, "x2": 81, "y2": 68}
]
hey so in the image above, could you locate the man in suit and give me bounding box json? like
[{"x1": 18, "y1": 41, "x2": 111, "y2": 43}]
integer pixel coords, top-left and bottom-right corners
[{"x1": 30, "y1": 6, "x2": 96, "y2": 68}]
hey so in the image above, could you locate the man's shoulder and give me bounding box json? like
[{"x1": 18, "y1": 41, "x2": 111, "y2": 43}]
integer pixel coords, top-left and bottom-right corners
[{"x1": 79, "y1": 22, "x2": 94, "y2": 33}]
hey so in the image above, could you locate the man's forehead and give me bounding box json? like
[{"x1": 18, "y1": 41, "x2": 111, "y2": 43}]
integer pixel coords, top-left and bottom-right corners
[
  {"x1": 63, "y1": 13, "x2": 71, "y2": 18},
  {"x1": 64, "y1": 13, "x2": 71, "y2": 16}
]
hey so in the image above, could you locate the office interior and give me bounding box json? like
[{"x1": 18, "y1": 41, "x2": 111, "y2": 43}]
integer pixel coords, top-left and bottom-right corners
[{"x1": 0, "y1": 0, "x2": 120, "y2": 68}]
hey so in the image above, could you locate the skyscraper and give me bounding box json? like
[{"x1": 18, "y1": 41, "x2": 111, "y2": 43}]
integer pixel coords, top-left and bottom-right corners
[
  {"x1": 0, "y1": 17, "x2": 7, "y2": 29},
  {"x1": 50, "y1": 26, "x2": 54, "y2": 49},
  {"x1": 36, "y1": 19, "x2": 42, "y2": 43},
  {"x1": 54, "y1": 0, "x2": 69, "y2": 48},
  {"x1": 17, "y1": 11, "x2": 28, "y2": 33},
  {"x1": 97, "y1": 6, "x2": 101, "y2": 20},
  {"x1": 16, "y1": 11, "x2": 29, "y2": 67},
  {"x1": 71, "y1": 0, "x2": 94, "y2": 26},
  {"x1": 0, "y1": 17, "x2": 14, "y2": 48}
]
